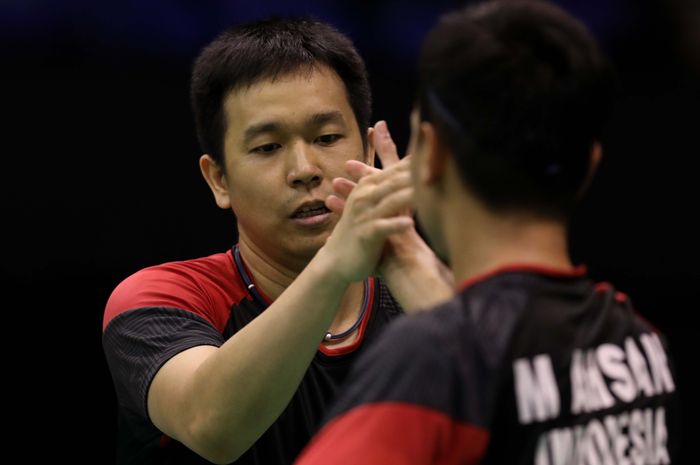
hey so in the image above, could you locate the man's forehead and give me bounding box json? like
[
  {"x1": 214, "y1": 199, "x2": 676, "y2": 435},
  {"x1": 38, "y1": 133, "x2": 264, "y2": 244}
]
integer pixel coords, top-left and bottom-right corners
[
  {"x1": 222, "y1": 67, "x2": 354, "y2": 135},
  {"x1": 224, "y1": 65, "x2": 347, "y2": 105}
]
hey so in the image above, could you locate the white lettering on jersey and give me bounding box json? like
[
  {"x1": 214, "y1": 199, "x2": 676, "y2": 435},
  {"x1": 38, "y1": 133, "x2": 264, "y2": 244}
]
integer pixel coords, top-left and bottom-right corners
[
  {"x1": 626, "y1": 337, "x2": 655, "y2": 398},
  {"x1": 571, "y1": 349, "x2": 615, "y2": 414},
  {"x1": 536, "y1": 408, "x2": 668, "y2": 465},
  {"x1": 640, "y1": 333, "x2": 675, "y2": 395},
  {"x1": 598, "y1": 343, "x2": 636, "y2": 402},
  {"x1": 514, "y1": 354, "x2": 560, "y2": 424}
]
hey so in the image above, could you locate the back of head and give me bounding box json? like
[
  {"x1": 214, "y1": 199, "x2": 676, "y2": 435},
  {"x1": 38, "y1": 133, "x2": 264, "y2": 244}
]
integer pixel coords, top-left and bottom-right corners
[
  {"x1": 418, "y1": 0, "x2": 614, "y2": 220},
  {"x1": 191, "y1": 17, "x2": 371, "y2": 166}
]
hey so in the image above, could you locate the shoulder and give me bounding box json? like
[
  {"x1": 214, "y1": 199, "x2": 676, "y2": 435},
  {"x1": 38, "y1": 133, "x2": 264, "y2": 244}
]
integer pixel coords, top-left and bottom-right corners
[
  {"x1": 376, "y1": 295, "x2": 468, "y2": 356},
  {"x1": 335, "y1": 296, "x2": 465, "y2": 410},
  {"x1": 103, "y1": 251, "x2": 247, "y2": 332},
  {"x1": 336, "y1": 293, "x2": 514, "y2": 417},
  {"x1": 386, "y1": 298, "x2": 460, "y2": 343}
]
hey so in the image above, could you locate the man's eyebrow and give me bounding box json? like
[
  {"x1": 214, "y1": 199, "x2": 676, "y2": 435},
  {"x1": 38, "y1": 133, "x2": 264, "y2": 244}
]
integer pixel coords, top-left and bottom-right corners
[
  {"x1": 308, "y1": 111, "x2": 345, "y2": 127},
  {"x1": 244, "y1": 121, "x2": 282, "y2": 144},
  {"x1": 243, "y1": 111, "x2": 346, "y2": 144}
]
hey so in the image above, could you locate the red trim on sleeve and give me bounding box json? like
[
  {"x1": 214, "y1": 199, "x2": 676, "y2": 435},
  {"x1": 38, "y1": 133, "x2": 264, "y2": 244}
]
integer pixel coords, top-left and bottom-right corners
[
  {"x1": 103, "y1": 251, "x2": 246, "y2": 332},
  {"x1": 318, "y1": 278, "x2": 376, "y2": 357},
  {"x1": 459, "y1": 264, "x2": 587, "y2": 292},
  {"x1": 295, "y1": 402, "x2": 489, "y2": 465}
]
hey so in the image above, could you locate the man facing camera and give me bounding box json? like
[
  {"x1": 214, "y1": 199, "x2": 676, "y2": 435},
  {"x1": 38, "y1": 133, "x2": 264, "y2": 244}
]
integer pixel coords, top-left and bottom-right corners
[{"x1": 103, "y1": 17, "x2": 450, "y2": 465}]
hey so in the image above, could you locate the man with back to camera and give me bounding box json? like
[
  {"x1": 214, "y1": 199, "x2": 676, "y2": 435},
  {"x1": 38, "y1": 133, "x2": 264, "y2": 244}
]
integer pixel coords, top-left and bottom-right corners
[
  {"x1": 102, "y1": 17, "x2": 452, "y2": 465},
  {"x1": 295, "y1": 1, "x2": 680, "y2": 464}
]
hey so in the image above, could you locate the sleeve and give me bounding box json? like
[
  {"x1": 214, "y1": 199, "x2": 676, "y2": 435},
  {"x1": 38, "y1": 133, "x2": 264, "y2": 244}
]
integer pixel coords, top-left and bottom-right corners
[
  {"x1": 102, "y1": 267, "x2": 226, "y2": 423},
  {"x1": 295, "y1": 314, "x2": 490, "y2": 465}
]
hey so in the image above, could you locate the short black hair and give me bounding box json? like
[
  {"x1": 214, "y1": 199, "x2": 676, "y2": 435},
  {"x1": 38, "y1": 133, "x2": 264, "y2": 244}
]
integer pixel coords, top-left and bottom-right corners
[
  {"x1": 190, "y1": 17, "x2": 372, "y2": 167},
  {"x1": 418, "y1": 0, "x2": 614, "y2": 220}
]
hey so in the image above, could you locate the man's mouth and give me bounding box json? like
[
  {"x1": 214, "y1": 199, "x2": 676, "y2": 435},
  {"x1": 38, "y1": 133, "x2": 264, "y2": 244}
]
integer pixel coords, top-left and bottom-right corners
[{"x1": 291, "y1": 201, "x2": 331, "y2": 219}]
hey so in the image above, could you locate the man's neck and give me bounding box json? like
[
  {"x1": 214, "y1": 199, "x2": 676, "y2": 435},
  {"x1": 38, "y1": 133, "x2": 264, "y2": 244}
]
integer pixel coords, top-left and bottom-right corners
[
  {"x1": 442, "y1": 193, "x2": 574, "y2": 287},
  {"x1": 237, "y1": 236, "x2": 300, "y2": 301}
]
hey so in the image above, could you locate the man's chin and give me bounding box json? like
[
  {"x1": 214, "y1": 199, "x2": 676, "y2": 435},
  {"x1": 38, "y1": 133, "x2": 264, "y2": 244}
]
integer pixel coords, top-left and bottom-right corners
[{"x1": 293, "y1": 231, "x2": 331, "y2": 259}]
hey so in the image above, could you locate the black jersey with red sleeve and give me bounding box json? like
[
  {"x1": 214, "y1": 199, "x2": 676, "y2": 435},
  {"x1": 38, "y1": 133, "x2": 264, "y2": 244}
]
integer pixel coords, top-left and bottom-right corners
[
  {"x1": 295, "y1": 265, "x2": 680, "y2": 465},
  {"x1": 102, "y1": 248, "x2": 403, "y2": 465}
]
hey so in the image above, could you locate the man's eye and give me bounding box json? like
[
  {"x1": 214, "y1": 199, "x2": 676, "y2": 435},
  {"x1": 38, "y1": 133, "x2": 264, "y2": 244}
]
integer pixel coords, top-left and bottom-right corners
[
  {"x1": 316, "y1": 134, "x2": 342, "y2": 145},
  {"x1": 251, "y1": 143, "x2": 281, "y2": 154}
]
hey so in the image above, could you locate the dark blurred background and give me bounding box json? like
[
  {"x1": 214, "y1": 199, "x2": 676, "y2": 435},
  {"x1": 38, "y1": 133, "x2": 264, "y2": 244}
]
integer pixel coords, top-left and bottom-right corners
[{"x1": 2, "y1": 0, "x2": 698, "y2": 461}]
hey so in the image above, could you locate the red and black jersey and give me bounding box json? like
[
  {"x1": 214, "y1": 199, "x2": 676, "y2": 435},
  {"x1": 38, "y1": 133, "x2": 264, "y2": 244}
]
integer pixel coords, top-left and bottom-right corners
[
  {"x1": 102, "y1": 248, "x2": 403, "y2": 465},
  {"x1": 296, "y1": 265, "x2": 680, "y2": 465}
]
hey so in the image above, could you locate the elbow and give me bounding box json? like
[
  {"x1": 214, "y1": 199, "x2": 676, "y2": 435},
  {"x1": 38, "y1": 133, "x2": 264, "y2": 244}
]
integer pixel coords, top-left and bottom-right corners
[
  {"x1": 202, "y1": 451, "x2": 243, "y2": 465},
  {"x1": 196, "y1": 446, "x2": 243, "y2": 465},
  {"x1": 183, "y1": 413, "x2": 247, "y2": 464}
]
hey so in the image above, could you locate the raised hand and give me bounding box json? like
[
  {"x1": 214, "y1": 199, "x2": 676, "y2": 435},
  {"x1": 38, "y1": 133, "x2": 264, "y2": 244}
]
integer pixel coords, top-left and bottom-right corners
[
  {"x1": 326, "y1": 120, "x2": 454, "y2": 312},
  {"x1": 326, "y1": 120, "x2": 410, "y2": 217}
]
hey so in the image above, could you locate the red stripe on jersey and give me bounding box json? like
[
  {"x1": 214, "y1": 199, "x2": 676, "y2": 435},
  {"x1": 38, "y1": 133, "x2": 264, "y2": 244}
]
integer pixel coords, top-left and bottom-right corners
[
  {"x1": 295, "y1": 402, "x2": 489, "y2": 465},
  {"x1": 103, "y1": 250, "x2": 247, "y2": 332},
  {"x1": 459, "y1": 264, "x2": 587, "y2": 292}
]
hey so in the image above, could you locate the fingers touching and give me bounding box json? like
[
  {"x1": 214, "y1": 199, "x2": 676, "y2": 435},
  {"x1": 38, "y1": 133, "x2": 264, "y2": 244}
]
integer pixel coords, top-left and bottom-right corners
[{"x1": 326, "y1": 120, "x2": 413, "y2": 216}]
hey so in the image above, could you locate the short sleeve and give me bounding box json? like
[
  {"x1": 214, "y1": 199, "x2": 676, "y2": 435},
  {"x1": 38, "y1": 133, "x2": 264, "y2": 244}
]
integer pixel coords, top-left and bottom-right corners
[
  {"x1": 102, "y1": 266, "x2": 228, "y2": 422},
  {"x1": 103, "y1": 307, "x2": 224, "y2": 421}
]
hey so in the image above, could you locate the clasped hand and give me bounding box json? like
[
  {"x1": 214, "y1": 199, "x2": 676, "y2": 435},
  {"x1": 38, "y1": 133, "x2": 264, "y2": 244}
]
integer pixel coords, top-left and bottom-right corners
[{"x1": 321, "y1": 121, "x2": 416, "y2": 283}]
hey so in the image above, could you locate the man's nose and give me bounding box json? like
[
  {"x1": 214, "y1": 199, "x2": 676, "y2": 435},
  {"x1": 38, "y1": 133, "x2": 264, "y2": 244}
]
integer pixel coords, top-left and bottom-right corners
[{"x1": 286, "y1": 143, "x2": 323, "y2": 189}]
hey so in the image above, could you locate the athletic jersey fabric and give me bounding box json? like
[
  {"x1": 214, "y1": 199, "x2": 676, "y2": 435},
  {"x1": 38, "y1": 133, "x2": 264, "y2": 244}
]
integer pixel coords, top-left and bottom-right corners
[
  {"x1": 102, "y1": 248, "x2": 403, "y2": 464},
  {"x1": 295, "y1": 265, "x2": 679, "y2": 465}
]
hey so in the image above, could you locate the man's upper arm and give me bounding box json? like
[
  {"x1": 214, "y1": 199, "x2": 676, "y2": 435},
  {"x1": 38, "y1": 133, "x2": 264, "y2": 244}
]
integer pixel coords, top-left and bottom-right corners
[
  {"x1": 295, "y1": 312, "x2": 490, "y2": 465},
  {"x1": 147, "y1": 345, "x2": 219, "y2": 440},
  {"x1": 102, "y1": 267, "x2": 225, "y2": 427}
]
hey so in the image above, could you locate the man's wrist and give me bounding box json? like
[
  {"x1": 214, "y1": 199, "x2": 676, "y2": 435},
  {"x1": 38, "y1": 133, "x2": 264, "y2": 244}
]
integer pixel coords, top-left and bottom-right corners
[
  {"x1": 380, "y1": 230, "x2": 430, "y2": 273},
  {"x1": 310, "y1": 245, "x2": 354, "y2": 288}
]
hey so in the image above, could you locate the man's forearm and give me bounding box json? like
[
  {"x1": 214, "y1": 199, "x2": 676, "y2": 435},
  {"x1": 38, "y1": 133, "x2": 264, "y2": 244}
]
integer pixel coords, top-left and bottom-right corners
[{"x1": 163, "y1": 248, "x2": 351, "y2": 463}]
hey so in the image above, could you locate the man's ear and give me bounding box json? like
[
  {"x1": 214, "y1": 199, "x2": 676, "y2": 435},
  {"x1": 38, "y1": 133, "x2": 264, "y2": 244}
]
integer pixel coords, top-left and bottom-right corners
[
  {"x1": 577, "y1": 142, "x2": 603, "y2": 197},
  {"x1": 420, "y1": 122, "x2": 448, "y2": 186},
  {"x1": 199, "y1": 154, "x2": 232, "y2": 209},
  {"x1": 365, "y1": 127, "x2": 375, "y2": 166}
]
